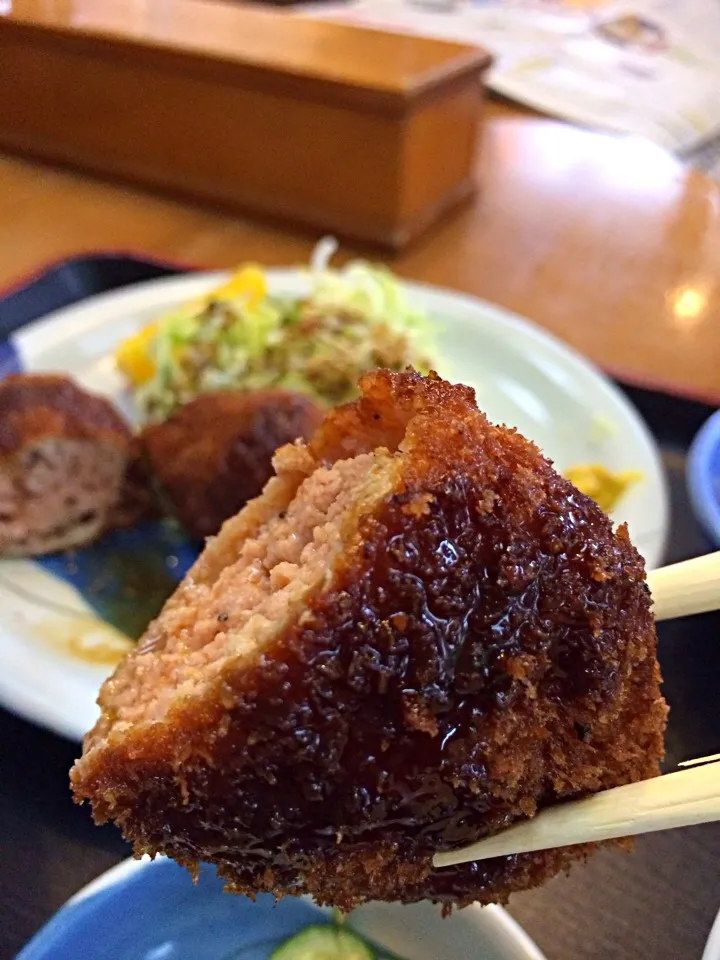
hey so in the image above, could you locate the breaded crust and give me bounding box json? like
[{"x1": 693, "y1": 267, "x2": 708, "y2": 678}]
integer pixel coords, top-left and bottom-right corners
[
  {"x1": 140, "y1": 388, "x2": 323, "y2": 539},
  {"x1": 0, "y1": 373, "x2": 132, "y2": 460},
  {"x1": 71, "y1": 370, "x2": 666, "y2": 910}
]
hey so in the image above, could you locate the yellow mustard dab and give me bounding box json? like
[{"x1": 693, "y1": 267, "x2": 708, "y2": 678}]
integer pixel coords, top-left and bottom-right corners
[
  {"x1": 114, "y1": 265, "x2": 267, "y2": 387},
  {"x1": 565, "y1": 463, "x2": 642, "y2": 513}
]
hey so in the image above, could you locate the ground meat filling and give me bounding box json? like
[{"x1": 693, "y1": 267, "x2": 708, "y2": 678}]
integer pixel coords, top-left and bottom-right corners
[
  {"x1": 0, "y1": 438, "x2": 126, "y2": 553},
  {"x1": 107, "y1": 450, "x2": 394, "y2": 726}
]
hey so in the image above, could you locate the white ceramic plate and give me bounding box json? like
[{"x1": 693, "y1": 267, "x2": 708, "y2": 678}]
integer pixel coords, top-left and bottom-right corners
[
  {"x1": 0, "y1": 271, "x2": 669, "y2": 741},
  {"x1": 703, "y1": 907, "x2": 720, "y2": 960},
  {"x1": 18, "y1": 855, "x2": 546, "y2": 960}
]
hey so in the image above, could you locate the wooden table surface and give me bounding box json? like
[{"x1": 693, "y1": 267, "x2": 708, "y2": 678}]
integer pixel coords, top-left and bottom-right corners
[
  {"x1": 2, "y1": 100, "x2": 720, "y2": 960},
  {"x1": 1, "y1": 101, "x2": 719, "y2": 400}
]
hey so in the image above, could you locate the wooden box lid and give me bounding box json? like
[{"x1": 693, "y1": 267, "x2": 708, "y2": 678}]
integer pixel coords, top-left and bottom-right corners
[{"x1": 0, "y1": 0, "x2": 492, "y2": 247}]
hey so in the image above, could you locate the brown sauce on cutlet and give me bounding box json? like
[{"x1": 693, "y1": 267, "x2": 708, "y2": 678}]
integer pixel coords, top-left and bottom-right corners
[{"x1": 184, "y1": 470, "x2": 653, "y2": 898}]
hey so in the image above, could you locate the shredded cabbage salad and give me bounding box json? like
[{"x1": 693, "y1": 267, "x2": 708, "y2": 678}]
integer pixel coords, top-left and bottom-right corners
[{"x1": 117, "y1": 239, "x2": 437, "y2": 422}]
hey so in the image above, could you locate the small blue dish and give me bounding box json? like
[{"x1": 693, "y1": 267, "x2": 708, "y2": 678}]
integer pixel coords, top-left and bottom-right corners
[
  {"x1": 687, "y1": 408, "x2": 720, "y2": 547},
  {"x1": 17, "y1": 856, "x2": 544, "y2": 960},
  {"x1": 17, "y1": 858, "x2": 322, "y2": 960}
]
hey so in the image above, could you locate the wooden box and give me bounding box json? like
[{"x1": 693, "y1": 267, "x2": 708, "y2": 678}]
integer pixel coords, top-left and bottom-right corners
[{"x1": 0, "y1": 0, "x2": 491, "y2": 249}]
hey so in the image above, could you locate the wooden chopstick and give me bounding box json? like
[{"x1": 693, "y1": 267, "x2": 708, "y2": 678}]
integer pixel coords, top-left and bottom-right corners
[
  {"x1": 648, "y1": 551, "x2": 720, "y2": 622},
  {"x1": 679, "y1": 753, "x2": 720, "y2": 768},
  {"x1": 432, "y1": 764, "x2": 720, "y2": 869}
]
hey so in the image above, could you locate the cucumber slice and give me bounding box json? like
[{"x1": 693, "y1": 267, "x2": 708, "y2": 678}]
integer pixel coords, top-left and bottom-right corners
[{"x1": 269, "y1": 924, "x2": 375, "y2": 960}]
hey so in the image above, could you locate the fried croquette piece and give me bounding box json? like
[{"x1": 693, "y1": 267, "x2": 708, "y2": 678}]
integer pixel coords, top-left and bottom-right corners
[
  {"x1": 0, "y1": 374, "x2": 152, "y2": 556},
  {"x1": 71, "y1": 370, "x2": 666, "y2": 911},
  {"x1": 139, "y1": 389, "x2": 323, "y2": 539}
]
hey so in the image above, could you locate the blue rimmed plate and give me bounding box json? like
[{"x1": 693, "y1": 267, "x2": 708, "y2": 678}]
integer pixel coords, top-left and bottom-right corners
[
  {"x1": 17, "y1": 856, "x2": 546, "y2": 960},
  {"x1": 0, "y1": 270, "x2": 669, "y2": 741}
]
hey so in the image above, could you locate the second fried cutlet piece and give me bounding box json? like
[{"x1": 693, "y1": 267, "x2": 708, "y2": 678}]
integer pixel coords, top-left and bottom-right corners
[
  {"x1": 71, "y1": 370, "x2": 666, "y2": 910},
  {"x1": 140, "y1": 388, "x2": 323, "y2": 539},
  {"x1": 0, "y1": 373, "x2": 153, "y2": 556}
]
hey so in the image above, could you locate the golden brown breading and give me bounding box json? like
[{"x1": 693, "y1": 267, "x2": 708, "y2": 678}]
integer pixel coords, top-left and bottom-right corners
[
  {"x1": 71, "y1": 370, "x2": 666, "y2": 910},
  {"x1": 0, "y1": 373, "x2": 131, "y2": 458},
  {"x1": 0, "y1": 374, "x2": 154, "y2": 555},
  {"x1": 140, "y1": 389, "x2": 323, "y2": 539}
]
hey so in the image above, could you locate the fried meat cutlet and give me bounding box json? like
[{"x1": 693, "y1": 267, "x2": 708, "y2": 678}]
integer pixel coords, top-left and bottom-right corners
[
  {"x1": 0, "y1": 373, "x2": 153, "y2": 556},
  {"x1": 140, "y1": 389, "x2": 323, "y2": 540},
  {"x1": 71, "y1": 370, "x2": 666, "y2": 910}
]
